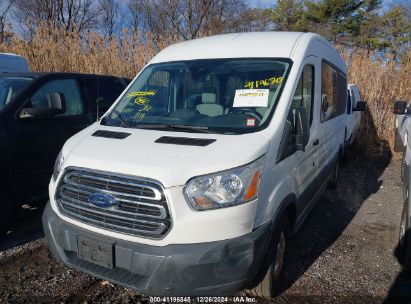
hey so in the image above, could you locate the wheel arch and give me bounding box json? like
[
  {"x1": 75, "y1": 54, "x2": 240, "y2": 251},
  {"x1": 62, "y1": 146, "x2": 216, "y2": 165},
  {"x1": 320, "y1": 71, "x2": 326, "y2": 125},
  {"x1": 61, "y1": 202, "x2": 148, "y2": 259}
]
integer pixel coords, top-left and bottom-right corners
[{"x1": 246, "y1": 193, "x2": 297, "y2": 288}]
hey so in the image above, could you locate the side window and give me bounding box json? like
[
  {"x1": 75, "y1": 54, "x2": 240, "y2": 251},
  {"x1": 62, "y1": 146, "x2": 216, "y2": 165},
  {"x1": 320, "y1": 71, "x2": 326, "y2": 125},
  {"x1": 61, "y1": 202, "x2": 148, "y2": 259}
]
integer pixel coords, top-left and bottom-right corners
[
  {"x1": 321, "y1": 62, "x2": 347, "y2": 122},
  {"x1": 21, "y1": 79, "x2": 83, "y2": 118},
  {"x1": 277, "y1": 65, "x2": 314, "y2": 162},
  {"x1": 83, "y1": 79, "x2": 124, "y2": 114},
  {"x1": 292, "y1": 65, "x2": 314, "y2": 124}
]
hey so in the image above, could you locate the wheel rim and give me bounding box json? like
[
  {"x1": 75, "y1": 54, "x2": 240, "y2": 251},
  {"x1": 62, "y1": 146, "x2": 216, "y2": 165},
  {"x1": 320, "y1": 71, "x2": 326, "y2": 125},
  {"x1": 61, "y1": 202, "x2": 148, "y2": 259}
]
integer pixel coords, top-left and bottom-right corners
[{"x1": 273, "y1": 230, "x2": 286, "y2": 279}]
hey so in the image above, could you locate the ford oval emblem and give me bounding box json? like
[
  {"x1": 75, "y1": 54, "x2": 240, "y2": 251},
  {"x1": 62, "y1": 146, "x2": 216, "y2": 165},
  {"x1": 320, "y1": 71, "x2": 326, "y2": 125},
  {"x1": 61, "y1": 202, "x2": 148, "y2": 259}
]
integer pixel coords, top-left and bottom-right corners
[{"x1": 88, "y1": 193, "x2": 117, "y2": 208}]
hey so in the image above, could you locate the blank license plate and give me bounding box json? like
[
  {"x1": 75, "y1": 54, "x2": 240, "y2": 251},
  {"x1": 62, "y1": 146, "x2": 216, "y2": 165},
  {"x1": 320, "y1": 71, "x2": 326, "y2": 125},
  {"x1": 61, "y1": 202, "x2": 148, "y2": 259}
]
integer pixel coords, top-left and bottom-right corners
[{"x1": 77, "y1": 236, "x2": 114, "y2": 269}]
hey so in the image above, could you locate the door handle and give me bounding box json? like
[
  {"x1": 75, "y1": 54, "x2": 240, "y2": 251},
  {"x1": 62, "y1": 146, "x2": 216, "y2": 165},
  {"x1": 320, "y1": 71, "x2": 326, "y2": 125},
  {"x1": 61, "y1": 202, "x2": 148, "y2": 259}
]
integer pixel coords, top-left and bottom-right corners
[{"x1": 313, "y1": 139, "x2": 320, "y2": 146}]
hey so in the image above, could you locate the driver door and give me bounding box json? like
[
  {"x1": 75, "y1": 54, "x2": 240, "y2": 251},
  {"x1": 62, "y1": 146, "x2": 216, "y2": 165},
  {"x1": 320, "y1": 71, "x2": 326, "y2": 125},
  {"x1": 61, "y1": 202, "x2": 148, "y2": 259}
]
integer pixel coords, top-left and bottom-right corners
[{"x1": 7, "y1": 77, "x2": 89, "y2": 198}]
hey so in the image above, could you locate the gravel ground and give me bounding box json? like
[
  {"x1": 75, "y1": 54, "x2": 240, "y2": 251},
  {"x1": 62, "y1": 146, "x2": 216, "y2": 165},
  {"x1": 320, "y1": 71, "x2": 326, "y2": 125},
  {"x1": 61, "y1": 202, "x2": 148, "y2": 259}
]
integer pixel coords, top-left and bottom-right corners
[{"x1": 0, "y1": 154, "x2": 410, "y2": 303}]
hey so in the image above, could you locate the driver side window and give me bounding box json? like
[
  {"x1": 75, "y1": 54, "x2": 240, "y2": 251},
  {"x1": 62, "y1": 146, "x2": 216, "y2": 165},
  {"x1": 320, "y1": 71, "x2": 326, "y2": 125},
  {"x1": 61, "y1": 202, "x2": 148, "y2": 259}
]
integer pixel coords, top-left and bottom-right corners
[
  {"x1": 291, "y1": 65, "x2": 314, "y2": 124},
  {"x1": 21, "y1": 79, "x2": 84, "y2": 118},
  {"x1": 277, "y1": 65, "x2": 314, "y2": 162}
]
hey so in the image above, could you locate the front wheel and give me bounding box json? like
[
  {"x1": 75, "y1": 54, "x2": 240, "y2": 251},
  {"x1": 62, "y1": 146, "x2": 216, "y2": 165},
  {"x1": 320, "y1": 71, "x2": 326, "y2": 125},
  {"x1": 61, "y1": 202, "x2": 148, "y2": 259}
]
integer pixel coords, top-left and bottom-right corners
[
  {"x1": 0, "y1": 191, "x2": 12, "y2": 238},
  {"x1": 248, "y1": 216, "x2": 289, "y2": 298}
]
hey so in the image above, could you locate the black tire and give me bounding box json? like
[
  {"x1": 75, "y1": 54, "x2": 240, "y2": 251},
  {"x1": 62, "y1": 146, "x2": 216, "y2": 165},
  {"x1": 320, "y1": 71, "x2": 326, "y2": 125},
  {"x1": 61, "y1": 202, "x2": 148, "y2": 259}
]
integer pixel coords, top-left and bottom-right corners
[
  {"x1": 342, "y1": 142, "x2": 350, "y2": 166},
  {"x1": 248, "y1": 216, "x2": 290, "y2": 299},
  {"x1": 328, "y1": 157, "x2": 340, "y2": 190},
  {"x1": 0, "y1": 191, "x2": 12, "y2": 238},
  {"x1": 398, "y1": 190, "x2": 411, "y2": 272},
  {"x1": 401, "y1": 151, "x2": 406, "y2": 183}
]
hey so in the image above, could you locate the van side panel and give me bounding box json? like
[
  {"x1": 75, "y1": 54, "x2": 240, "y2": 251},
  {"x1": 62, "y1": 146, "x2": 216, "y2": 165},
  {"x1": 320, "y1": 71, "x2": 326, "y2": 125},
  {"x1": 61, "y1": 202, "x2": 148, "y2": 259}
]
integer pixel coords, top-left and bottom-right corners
[{"x1": 254, "y1": 40, "x2": 346, "y2": 231}]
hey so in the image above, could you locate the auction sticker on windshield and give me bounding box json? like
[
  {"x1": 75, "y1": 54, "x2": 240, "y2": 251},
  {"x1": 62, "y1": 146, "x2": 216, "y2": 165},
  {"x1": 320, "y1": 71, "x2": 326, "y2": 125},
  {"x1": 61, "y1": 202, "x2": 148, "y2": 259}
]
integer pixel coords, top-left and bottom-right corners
[{"x1": 233, "y1": 89, "x2": 269, "y2": 107}]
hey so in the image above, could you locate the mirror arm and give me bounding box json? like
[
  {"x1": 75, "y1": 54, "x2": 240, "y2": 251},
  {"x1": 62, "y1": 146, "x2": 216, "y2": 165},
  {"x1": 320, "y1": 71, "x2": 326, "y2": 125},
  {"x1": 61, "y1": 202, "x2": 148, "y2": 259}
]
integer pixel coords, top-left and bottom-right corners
[{"x1": 294, "y1": 135, "x2": 306, "y2": 152}]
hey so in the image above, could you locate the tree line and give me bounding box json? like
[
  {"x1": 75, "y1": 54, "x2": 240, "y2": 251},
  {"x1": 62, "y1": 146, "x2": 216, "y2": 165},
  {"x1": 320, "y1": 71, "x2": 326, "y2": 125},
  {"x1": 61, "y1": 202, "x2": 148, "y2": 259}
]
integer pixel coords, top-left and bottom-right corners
[{"x1": 0, "y1": 0, "x2": 410, "y2": 60}]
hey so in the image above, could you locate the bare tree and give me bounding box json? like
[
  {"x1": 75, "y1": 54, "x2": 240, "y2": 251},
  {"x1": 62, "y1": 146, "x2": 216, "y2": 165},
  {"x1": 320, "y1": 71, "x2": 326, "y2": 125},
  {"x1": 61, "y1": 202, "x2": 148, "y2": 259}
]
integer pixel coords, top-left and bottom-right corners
[
  {"x1": 99, "y1": 0, "x2": 121, "y2": 37},
  {"x1": 127, "y1": 0, "x2": 249, "y2": 41},
  {"x1": 12, "y1": 0, "x2": 103, "y2": 36},
  {"x1": 0, "y1": 0, "x2": 13, "y2": 43}
]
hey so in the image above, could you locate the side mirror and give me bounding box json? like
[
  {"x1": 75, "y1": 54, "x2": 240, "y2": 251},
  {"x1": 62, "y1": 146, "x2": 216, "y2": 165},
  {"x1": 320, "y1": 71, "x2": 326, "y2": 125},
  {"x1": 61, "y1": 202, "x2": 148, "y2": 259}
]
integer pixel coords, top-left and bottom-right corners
[
  {"x1": 23, "y1": 92, "x2": 66, "y2": 117},
  {"x1": 394, "y1": 100, "x2": 408, "y2": 115},
  {"x1": 295, "y1": 107, "x2": 310, "y2": 151},
  {"x1": 354, "y1": 101, "x2": 366, "y2": 111}
]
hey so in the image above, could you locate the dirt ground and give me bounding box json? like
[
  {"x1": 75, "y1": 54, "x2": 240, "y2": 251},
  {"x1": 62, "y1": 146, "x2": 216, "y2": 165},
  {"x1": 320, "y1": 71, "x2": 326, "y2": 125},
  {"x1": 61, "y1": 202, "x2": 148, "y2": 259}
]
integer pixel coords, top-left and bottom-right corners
[{"x1": 0, "y1": 154, "x2": 411, "y2": 304}]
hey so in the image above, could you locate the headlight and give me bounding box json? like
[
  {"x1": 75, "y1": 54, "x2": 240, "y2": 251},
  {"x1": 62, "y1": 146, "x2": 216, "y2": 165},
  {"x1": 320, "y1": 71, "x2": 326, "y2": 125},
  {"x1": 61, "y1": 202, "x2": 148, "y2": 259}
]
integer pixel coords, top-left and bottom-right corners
[
  {"x1": 185, "y1": 156, "x2": 265, "y2": 211},
  {"x1": 52, "y1": 150, "x2": 64, "y2": 181}
]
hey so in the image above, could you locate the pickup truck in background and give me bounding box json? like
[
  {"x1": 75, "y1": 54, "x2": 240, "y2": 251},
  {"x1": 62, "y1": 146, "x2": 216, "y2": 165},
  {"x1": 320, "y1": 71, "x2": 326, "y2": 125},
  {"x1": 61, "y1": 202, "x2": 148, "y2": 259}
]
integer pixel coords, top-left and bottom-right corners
[
  {"x1": 0, "y1": 72, "x2": 130, "y2": 235},
  {"x1": 0, "y1": 53, "x2": 30, "y2": 72},
  {"x1": 393, "y1": 100, "x2": 411, "y2": 272},
  {"x1": 344, "y1": 84, "x2": 365, "y2": 158}
]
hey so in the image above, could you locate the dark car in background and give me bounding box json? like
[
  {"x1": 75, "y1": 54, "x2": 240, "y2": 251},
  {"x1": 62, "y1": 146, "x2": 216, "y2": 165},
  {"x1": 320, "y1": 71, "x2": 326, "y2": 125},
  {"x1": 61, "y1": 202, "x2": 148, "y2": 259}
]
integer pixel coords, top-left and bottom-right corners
[{"x1": 0, "y1": 72, "x2": 130, "y2": 234}]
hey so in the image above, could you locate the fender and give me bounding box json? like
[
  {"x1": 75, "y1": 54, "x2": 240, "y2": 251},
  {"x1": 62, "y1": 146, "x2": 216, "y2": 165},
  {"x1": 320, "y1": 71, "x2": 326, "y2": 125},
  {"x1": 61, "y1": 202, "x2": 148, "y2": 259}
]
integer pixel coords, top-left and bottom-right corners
[
  {"x1": 254, "y1": 167, "x2": 298, "y2": 228},
  {"x1": 246, "y1": 193, "x2": 297, "y2": 288}
]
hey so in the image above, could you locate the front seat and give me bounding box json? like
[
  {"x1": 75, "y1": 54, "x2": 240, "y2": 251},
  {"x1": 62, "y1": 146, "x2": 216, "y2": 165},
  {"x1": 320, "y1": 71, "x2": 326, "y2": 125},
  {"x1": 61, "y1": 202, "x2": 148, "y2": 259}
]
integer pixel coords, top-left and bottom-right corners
[{"x1": 196, "y1": 92, "x2": 224, "y2": 117}]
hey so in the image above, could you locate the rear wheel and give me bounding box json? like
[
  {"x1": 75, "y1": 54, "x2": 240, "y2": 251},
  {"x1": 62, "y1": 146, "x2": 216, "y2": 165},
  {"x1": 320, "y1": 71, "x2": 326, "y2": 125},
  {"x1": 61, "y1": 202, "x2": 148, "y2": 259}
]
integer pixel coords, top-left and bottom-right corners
[
  {"x1": 398, "y1": 190, "x2": 411, "y2": 272},
  {"x1": 328, "y1": 158, "x2": 340, "y2": 190},
  {"x1": 401, "y1": 150, "x2": 406, "y2": 182},
  {"x1": 248, "y1": 216, "x2": 289, "y2": 299},
  {"x1": 0, "y1": 191, "x2": 12, "y2": 238},
  {"x1": 342, "y1": 141, "x2": 350, "y2": 166}
]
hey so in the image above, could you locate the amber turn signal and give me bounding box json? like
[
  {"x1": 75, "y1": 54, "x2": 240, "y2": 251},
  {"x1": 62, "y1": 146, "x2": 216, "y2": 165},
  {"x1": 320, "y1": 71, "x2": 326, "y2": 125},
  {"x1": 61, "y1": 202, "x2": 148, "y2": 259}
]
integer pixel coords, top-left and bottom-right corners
[{"x1": 244, "y1": 170, "x2": 261, "y2": 201}]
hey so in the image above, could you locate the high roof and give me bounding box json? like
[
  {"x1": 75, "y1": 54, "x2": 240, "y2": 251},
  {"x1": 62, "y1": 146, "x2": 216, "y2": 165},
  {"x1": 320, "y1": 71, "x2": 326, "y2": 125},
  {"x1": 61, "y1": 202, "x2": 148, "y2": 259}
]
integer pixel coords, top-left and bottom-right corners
[{"x1": 150, "y1": 32, "x2": 328, "y2": 64}]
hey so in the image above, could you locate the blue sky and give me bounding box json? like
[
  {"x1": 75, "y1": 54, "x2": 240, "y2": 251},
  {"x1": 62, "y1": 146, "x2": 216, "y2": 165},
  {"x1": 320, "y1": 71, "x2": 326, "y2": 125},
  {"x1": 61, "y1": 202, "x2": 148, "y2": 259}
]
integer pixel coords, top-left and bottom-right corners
[{"x1": 248, "y1": 0, "x2": 275, "y2": 8}]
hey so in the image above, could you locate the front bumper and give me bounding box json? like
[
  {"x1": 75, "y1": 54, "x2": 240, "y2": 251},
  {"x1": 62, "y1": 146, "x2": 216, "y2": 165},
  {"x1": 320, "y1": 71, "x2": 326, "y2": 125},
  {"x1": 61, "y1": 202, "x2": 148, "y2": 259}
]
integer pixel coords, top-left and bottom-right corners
[{"x1": 42, "y1": 203, "x2": 271, "y2": 296}]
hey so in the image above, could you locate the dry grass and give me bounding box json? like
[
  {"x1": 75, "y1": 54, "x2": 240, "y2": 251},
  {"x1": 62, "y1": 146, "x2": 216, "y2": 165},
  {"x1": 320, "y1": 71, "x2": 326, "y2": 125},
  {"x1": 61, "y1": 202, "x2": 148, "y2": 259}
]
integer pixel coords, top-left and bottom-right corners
[
  {"x1": 345, "y1": 50, "x2": 411, "y2": 155},
  {"x1": 0, "y1": 26, "x2": 168, "y2": 78},
  {"x1": 1, "y1": 26, "x2": 410, "y2": 154}
]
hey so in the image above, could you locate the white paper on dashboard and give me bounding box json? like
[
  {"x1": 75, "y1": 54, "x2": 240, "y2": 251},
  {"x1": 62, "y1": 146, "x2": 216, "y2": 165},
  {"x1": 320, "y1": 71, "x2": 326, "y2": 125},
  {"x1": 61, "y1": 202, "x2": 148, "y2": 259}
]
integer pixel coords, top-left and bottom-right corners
[{"x1": 233, "y1": 89, "x2": 269, "y2": 107}]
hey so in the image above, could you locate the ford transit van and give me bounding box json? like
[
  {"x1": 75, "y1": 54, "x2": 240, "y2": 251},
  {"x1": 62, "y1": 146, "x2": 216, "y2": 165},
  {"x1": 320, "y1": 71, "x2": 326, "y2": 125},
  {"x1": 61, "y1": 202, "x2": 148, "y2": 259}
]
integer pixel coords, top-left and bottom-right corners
[
  {"x1": 344, "y1": 84, "x2": 365, "y2": 159},
  {"x1": 43, "y1": 32, "x2": 348, "y2": 298}
]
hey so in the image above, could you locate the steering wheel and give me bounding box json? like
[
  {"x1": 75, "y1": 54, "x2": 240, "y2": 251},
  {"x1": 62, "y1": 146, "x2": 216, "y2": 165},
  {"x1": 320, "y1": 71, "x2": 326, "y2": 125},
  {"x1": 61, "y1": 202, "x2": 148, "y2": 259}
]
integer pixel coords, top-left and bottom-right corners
[{"x1": 231, "y1": 108, "x2": 263, "y2": 121}]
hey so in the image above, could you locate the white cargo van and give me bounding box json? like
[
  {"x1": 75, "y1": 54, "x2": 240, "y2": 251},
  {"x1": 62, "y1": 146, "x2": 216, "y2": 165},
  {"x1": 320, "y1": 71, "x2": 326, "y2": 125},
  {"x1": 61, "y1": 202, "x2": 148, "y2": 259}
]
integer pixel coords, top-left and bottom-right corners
[
  {"x1": 43, "y1": 32, "x2": 348, "y2": 298},
  {"x1": 345, "y1": 84, "x2": 365, "y2": 150},
  {"x1": 0, "y1": 53, "x2": 30, "y2": 72}
]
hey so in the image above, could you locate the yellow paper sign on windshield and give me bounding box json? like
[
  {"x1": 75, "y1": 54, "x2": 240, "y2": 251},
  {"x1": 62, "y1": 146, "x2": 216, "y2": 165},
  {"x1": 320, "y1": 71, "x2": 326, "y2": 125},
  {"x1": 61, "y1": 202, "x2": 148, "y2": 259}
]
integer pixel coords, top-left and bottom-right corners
[{"x1": 233, "y1": 89, "x2": 269, "y2": 107}]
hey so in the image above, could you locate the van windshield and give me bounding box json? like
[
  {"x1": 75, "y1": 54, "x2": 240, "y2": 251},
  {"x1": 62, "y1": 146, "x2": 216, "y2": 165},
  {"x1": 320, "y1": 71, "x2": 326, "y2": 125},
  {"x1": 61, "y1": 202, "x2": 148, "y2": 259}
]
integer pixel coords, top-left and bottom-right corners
[
  {"x1": 102, "y1": 59, "x2": 291, "y2": 134},
  {"x1": 0, "y1": 76, "x2": 33, "y2": 110}
]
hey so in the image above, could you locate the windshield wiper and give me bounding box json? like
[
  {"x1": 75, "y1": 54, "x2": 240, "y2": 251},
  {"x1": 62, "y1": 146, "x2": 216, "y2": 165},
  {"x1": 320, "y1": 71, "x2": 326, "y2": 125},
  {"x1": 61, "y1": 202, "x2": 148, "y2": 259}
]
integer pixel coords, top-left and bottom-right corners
[
  {"x1": 133, "y1": 124, "x2": 210, "y2": 133},
  {"x1": 103, "y1": 109, "x2": 131, "y2": 127},
  {"x1": 117, "y1": 114, "x2": 131, "y2": 127}
]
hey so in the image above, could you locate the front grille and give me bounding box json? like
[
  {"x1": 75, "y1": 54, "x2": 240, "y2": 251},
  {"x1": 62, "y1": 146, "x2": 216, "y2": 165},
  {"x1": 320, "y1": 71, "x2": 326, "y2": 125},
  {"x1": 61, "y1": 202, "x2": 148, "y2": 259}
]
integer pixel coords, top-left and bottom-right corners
[{"x1": 56, "y1": 168, "x2": 171, "y2": 238}]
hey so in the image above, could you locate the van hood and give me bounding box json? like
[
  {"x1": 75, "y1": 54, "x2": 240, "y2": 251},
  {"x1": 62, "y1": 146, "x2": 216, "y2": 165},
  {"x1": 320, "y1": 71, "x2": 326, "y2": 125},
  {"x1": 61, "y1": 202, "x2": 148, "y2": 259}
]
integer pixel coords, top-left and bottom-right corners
[{"x1": 62, "y1": 124, "x2": 270, "y2": 188}]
